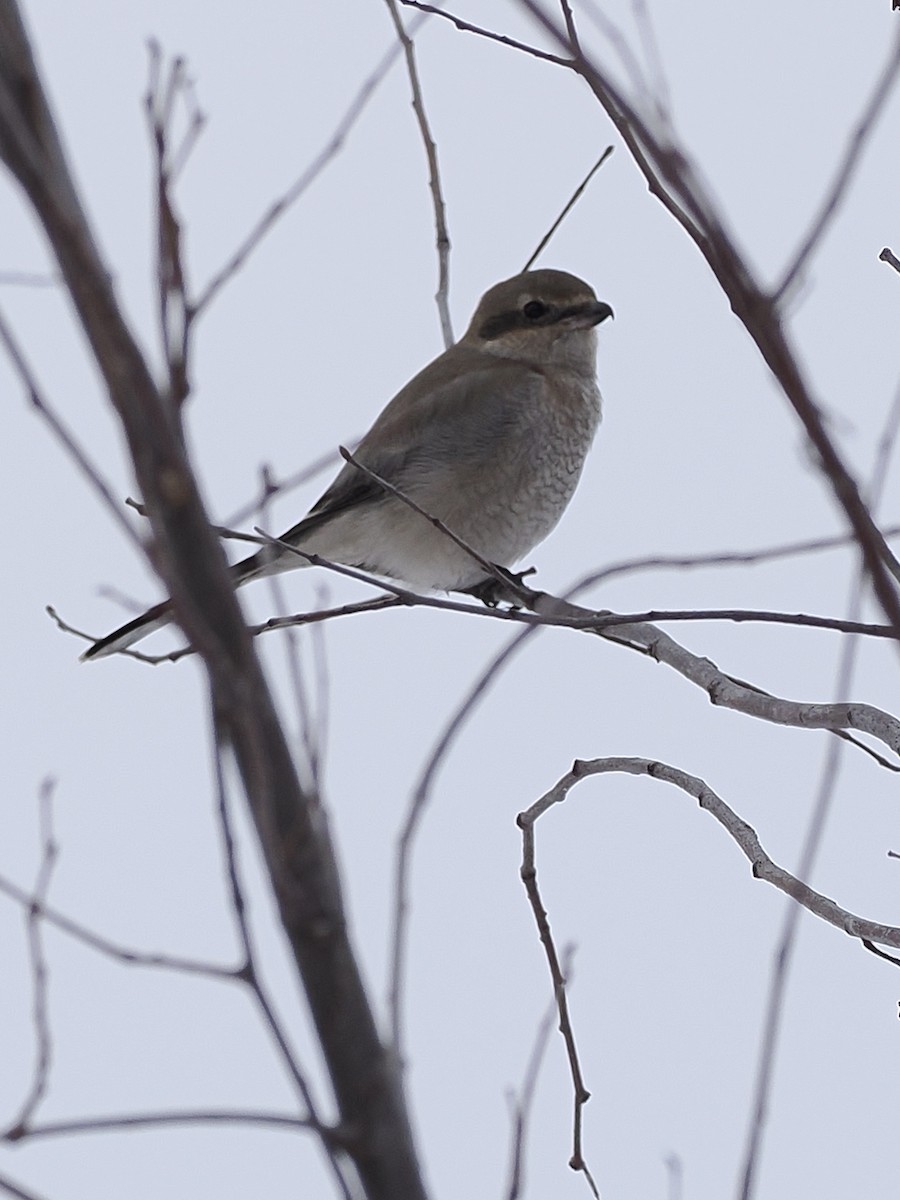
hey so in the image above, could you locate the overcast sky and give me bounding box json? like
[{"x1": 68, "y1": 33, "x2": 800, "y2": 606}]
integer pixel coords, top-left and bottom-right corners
[{"x1": 3, "y1": 2, "x2": 900, "y2": 1198}]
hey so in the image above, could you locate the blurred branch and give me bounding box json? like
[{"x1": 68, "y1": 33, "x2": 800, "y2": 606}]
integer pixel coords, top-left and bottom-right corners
[
  {"x1": 383, "y1": 0, "x2": 454, "y2": 346},
  {"x1": 9, "y1": 1110, "x2": 313, "y2": 1142},
  {"x1": 504, "y1": 985, "x2": 560, "y2": 1200},
  {"x1": 0, "y1": 1173, "x2": 49, "y2": 1200},
  {"x1": 513, "y1": 0, "x2": 900, "y2": 628},
  {"x1": 0, "y1": 5, "x2": 426, "y2": 1196},
  {"x1": 209, "y1": 735, "x2": 350, "y2": 1196},
  {"x1": 0, "y1": 307, "x2": 142, "y2": 550},
  {"x1": 4, "y1": 781, "x2": 57, "y2": 1140},
  {"x1": 144, "y1": 43, "x2": 204, "y2": 410},
  {"x1": 193, "y1": 17, "x2": 425, "y2": 316},
  {"x1": 419, "y1": 0, "x2": 900, "y2": 632},
  {"x1": 776, "y1": 32, "x2": 900, "y2": 299},
  {"x1": 738, "y1": 380, "x2": 900, "y2": 1200}
]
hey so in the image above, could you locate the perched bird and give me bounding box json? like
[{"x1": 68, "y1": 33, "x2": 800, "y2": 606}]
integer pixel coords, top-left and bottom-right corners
[{"x1": 83, "y1": 268, "x2": 612, "y2": 659}]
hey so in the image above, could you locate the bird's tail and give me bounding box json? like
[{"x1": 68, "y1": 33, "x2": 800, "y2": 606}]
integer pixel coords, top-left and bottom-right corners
[
  {"x1": 80, "y1": 543, "x2": 281, "y2": 661},
  {"x1": 79, "y1": 599, "x2": 174, "y2": 660}
]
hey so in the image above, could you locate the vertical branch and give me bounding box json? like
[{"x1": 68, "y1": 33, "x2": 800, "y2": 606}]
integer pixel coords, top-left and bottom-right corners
[
  {"x1": 144, "y1": 43, "x2": 205, "y2": 412},
  {"x1": 738, "y1": 383, "x2": 900, "y2": 1200},
  {"x1": 6, "y1": 780, "x2": 58, "y2": 1138},
  {"x1": 518, "y1": 809, "x2": 598, "y2": 1196},
  {"x1": 0, "y1": 6, "x2": 427, "y2": 1196},
  {"x1": 383, "y1": 0, "x2": 454, "y2": 346},
  {"x1": 512, "y1": 0, "x2": 900, "y2": 635}
]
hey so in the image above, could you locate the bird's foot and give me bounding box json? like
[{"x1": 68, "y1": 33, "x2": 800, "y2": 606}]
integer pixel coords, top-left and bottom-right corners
[{"x1": 460, "y1": 565, "x2": 536, "y2": 608}]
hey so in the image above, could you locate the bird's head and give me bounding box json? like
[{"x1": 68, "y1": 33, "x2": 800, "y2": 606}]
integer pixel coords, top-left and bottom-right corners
[{"x1": 462, "y1": 269, "x2": 613, "y2": 371}]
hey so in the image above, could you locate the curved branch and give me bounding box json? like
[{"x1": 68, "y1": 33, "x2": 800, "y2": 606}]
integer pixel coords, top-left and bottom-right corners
[{"x1": 518, "y1": 755, "x2": 900, "y2": 949}]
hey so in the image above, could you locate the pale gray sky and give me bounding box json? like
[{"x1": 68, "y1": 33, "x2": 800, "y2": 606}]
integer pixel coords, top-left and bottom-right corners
[{"x1": 3, "y1": 3, "x2": 900, "y2": 1198}]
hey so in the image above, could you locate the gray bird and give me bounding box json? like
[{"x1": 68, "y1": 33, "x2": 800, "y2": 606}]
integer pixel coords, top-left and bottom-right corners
[{"x1": 83, "y1": 268, "x2": 612, "y2": 659}]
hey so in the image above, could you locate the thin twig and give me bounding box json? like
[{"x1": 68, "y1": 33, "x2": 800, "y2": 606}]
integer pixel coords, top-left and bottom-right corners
[
  {"x1": 388, "y1": 620, "x2": 537, "y2": 1052},
  {"x1": 256, "y1": 465, "x2": 322, "y2": 784},
  {"x1": 338, "y1": 446, "x2": 528, "y2": 599},
  {"x1": 522, "y1": 147, "x2": 614, "y2": 271},
  {"x1": 0, "y1": 1173, "x2": 49, "y2": 1200},
  {"x1": 193, "y1": 19, "x2": 425, "y2": 315},
  {"x1": 6, "y1": 781, "x2": 58, "y2": 1138},
  {"x1": 738, "y1": 379, "x2": 900, "y2": 1200},
  {"x1": 0, "y1": 307, "x2": 142, "y2": 549},
  {"x1": 504, "y1": 961, "x2": 570, "y2": 1200},
  {"x1": 566, "y1": 524, "x2": 900, "y2": 591},
  {"x1": 580, "y1": 0, "x2": 655, "y2": 102},
  {"x1": 399, "y1": 1, "x2": 572, "y2": 67},
  {"x1": 880, "y1": 246, "x2": 900, "y2": 275},
  {"x1": 631, "y1": 0, "x2": 672, "y2": 120},
  {"x1": 776, "y1": 28, "x2": 900, "y2": 299},
  {"x1": 664, "y1": 1154, "x2": 684, "y2": 1200},
  {"x1": 584, "y1": 607, "x2": 898, "y2": 638},
  {"x1": 208, "y1": 729, "x2": 352, "y2": 1198},
  {"x1": 383, "y1": 0, "x2": 454, "y2": 346},
  {"x1": 510, "y1": 0, "x2": 900, "y2": 630},
  {"x1": 7, "y1": 1109, "x2": 314, "y2": 1142},
  {"x1": 518, "y1": 810, "x2": 597, "y2": 1195},
  {"x1": 0, "y1": 870, "x2": 239, "y2": 978},
  {"x1": 144, "y1": 43, "x2": 204, "y2": 410}
]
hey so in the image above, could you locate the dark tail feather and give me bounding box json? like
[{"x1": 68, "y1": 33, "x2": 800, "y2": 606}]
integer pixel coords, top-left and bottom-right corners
[
  {"x1": 80, "y1": 544, "x2": 276, "y2": 661},
  {"x1": 80, "y1": 599, "x2": 174, "y2": 661}
]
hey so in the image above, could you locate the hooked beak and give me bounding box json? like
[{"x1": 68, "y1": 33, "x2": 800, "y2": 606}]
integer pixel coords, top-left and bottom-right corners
[{"x1": 563, "y1": 299, "x2": 614, "y2": 329}]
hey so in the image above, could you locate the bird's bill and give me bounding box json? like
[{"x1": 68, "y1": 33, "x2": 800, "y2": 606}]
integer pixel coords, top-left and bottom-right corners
[{"x1": 563, "y1": 299, "x2": 614, "y2": 329}]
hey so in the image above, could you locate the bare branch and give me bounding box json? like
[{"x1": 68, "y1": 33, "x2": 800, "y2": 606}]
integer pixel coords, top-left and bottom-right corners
[
  {"x1": 738, "y1": 380, "x2": 900, "y2": 1200},
  {"x1": 518, "y1": 811, "x2": 598, "y2": 1194},
  {"x1": 388, "y1": 620, "x2": 537, "y2": 1051},
  {"x1": 383, "y1": 0, "x2": 454, "y2": 346},
  {"x1": 144, "y1": 43, "x2": 204, "y2": 409},
  {"x1": 193, "y1": 19, "x2": 425, "y2": 316},
  {"x1": 522, "y1": 147, "x2": 614, "y2": 272},
  {"x1": 880, "y1": 245, "x2": 900, "y2": 274},
  {"x1": 0, "y1": 307, "x2": 142, "y2": 550},
  {"x1": 208, "y1": 733, "x2": 351, "y2": 1195},
  {"x1": 399, "y1": 1, "x2": 572, "y2": 67},
  {"x1": 8, "y1": 1109, "x2": 314, "y2": 1142},
  {"x1": 0, "y1": 6, "x2": 427, "y2": 1193},
  {"x1": 504, "y1": 987, "x2": 559, "y2": 1200},
  {"x1": 777, "y1": 28, "x2": 900, "y2": 299},
  {"x1": 6, "y1": 781, "x2": 58, "y2": 1139},
  {"x1": 508, "y1": 0, "x2": 900, "y2": 632},
  {"x1": 518, "y1": 756, "x2": 900, "y2": 946},
  {"x1": 0, "y1": 870, "x2": 239, "y2": 978},
  {"x1": 0, "y1": 1173, "x2": 49, "y2": 1200},
  {"x1": 567, "y1": 524, "x2": 900, "y2": 590},
  {"x1": 587, "y1": 607, "x2": 897, "y2": 638}
]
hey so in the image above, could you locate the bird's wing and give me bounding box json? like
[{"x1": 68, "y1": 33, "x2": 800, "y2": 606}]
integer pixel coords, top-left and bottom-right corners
[
  {"x1": 233, "y1": 353, "x2": 544, "y2": 583},
  {"x1": 309, "y1": 352, "x2": 543, "y2": 515}
]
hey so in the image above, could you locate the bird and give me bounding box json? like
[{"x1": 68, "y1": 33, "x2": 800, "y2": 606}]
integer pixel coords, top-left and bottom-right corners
[{"x1": 82, "y1": 268, "x2": 613, "y2": 659}]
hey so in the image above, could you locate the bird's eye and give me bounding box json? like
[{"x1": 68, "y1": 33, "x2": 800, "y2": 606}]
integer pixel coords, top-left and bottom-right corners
[{"x1": 523, "y1": 300, "x2": 547, "y2": 321}]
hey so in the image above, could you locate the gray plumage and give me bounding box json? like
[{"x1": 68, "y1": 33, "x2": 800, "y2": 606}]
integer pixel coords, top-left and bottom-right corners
[{"x1": 83, "y1": 268, "x2": 612, "y2": 659}]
